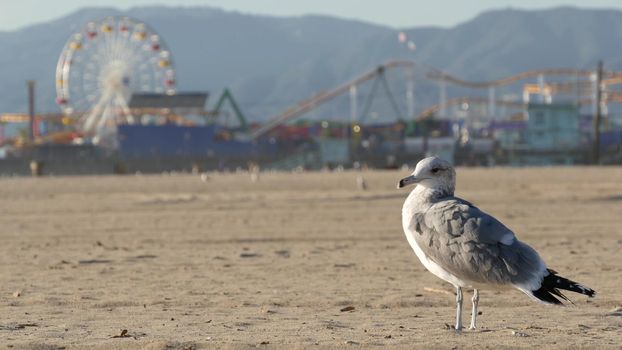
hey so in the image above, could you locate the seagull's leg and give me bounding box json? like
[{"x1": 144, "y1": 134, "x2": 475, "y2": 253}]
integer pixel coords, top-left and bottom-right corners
[
  {"x1": 455, "y1": 286, "x2": 463, "y2": 331},
  {"x1": 469, "y1": 289, "x2": 479, "y2": 330}
]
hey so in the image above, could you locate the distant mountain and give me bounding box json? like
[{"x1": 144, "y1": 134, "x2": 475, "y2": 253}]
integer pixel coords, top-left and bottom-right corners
[{"x1": 1, "y1": 6, "x2": 621, "y2": 121}]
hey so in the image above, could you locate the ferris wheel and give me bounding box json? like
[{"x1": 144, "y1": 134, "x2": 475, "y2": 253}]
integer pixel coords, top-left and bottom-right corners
[{"x1": 55, "y1": 16, "x2": 176, "y2": 142}]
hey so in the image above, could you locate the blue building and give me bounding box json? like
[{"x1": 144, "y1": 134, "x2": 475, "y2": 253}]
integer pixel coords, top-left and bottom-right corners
[
  {"x1": 492, "y1": 103, "x2": 585, "y2": 165},
  {"x1": 525, "y1": 103, "x2": 581, "y2": 151}
]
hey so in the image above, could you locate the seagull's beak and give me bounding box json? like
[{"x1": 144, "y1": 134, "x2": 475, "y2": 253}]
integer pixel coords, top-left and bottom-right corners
[{"x1": 397, "y1": 175, "x2": 423, "y2": 189}]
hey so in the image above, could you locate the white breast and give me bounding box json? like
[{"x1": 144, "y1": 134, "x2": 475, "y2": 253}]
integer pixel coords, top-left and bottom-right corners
[
  {"x1": 402, "y1": 221, "x2": 471, "y2": 288},
  {"x1": 401, "y1": 194, "x2": 471, "y2": 288}
]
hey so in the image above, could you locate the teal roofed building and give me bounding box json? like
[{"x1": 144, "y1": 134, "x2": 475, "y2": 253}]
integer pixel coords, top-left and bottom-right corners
[
  {"x1": 497, "y1": 103, "x2": 585, "y2": 165},
  {"x1": 526, "y1": 103, "x2": 581, "y2": 151}
]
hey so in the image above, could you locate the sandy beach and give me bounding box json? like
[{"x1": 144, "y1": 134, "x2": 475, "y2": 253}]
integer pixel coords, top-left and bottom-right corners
[{"x1": 1, "y1": 167, "x2": 622, "y2": 349}]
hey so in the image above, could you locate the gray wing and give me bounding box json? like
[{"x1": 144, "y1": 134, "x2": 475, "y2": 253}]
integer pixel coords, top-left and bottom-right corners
[{"x1": 411, "y1": 198, "x2": 545, "y2": 286}]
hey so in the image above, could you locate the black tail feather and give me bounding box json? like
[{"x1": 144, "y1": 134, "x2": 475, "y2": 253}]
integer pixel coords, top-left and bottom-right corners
[{"x1": 531, "y1": 269, "x2": 595, "y2": 305}]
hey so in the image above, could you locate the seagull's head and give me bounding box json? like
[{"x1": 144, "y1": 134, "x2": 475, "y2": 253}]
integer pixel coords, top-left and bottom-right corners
[{"x1": 397, "y1": 156, "x2": 455, "y2": 194}]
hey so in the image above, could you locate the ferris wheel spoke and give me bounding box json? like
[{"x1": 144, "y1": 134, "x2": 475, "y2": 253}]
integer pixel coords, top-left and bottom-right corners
[
  {"x1": 84, "y1": 94, "x2": 107, "y2": 132},
  {"x1": 104, "y1": 38, "x2": 116, "y2": 69},
  {"x1": 113, "y1": 91, "x2": 133, "y2": 124},
  {"x1": 113, "y1": 31, "x2": 126, "y2": 63}
]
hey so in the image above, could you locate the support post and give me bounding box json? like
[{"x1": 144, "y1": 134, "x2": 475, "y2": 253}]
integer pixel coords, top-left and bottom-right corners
[
  {"x1": 593, "y1": 61, "x2": 603, "y2": 164},
  {"x1": 349, "y1": 85, "x2": 358, "y2": 125},
  {"x1": 488, "y1": 86, "x2": 496, "y2": 119},
  {"x1": 379, "y1": 72, "x2": 403, "y2": 120},
  {"x1": 27, "y1": 80, "x2": 35, "y2": 142},
  {"x1": 537, "y1": 74, "x2": 545, "y2": 103},
  {"x1": 406, "y1": 66, "x2": 415, "y2": 118},
  {"x1": 439, "y1": 79, "x2": 447, "y2": 118}
]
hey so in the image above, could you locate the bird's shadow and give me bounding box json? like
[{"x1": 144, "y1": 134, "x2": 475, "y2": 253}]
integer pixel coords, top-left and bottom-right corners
[{"x1": 596, "y1": 194, "x2": 622, "y2": 201}]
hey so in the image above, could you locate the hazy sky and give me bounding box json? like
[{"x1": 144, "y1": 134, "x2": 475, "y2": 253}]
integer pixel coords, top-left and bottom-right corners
[{"x1": 1, "y1": 0, "x2": 622, "y2": 31}]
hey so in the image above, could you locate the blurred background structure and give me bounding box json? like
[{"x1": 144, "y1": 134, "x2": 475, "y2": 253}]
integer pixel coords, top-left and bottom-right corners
[{"x1": 1, "y1": 4, "x2": 622, "y2": 175}]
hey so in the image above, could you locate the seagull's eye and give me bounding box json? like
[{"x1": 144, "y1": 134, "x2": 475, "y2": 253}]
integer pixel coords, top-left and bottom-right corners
[{"x1": 431, "y1": 167, "x2": 441, "y2": 174}]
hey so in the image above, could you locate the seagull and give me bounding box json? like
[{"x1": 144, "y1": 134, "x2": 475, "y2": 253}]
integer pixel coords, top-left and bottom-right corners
[
  {"x1": 356, "y1": 174, "x2": 368, "y2": 190},
  {"x1": 398, "y1": 156, "x2": 595, "y2": 331}
]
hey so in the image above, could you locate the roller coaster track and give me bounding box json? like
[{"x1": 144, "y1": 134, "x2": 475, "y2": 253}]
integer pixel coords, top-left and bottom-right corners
[
  {"x1": 250, "y1": 60, "x2": 415, "y2": 139},
  {"x1": 427, "y1": 69, "x2": 622, "y2": 88},
  {"x1": 415, "y1": 97, "x2": 525, "y2": 121},
  {"x1": 251, "y1": 60, "x2": 622, "y2": 139}
]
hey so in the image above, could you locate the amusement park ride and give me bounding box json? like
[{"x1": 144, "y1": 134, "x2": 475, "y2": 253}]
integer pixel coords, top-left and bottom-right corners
[
  {"x1": 55, "y1": 16, "x2": 176, "y2": 145},
  {"x1": 2, "y1": 15, "x2": 622, "y2": 169}
]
